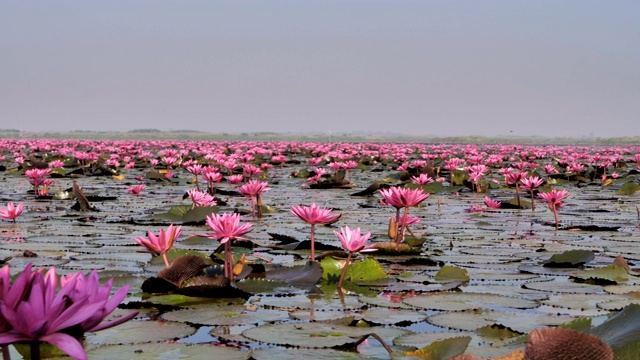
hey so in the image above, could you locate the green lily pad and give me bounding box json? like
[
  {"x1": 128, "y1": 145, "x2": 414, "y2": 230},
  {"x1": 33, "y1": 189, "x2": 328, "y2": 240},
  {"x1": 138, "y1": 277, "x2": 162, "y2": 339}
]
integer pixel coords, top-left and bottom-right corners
[
  {"x1": 320, "y1": 257, "x2": 387, "y2": 283},
  {"x1": 542, "y1": 250, "x2": 595, "y2": 267},
  {"x1": 155, "y1": 205, "x2": 219, "y2": 223},
  {"x1": 434, "y1": 265, "x2": 470, "y2": 282},
  {"x1": 571, "y1": 265, "x2": 635, "y2": 285},
  {"x1": 403, "y1": 336, "x2": 471, "y2": 360},
  {"x1": 618, "y1": 182, "x2": 640, "y2": 195}
]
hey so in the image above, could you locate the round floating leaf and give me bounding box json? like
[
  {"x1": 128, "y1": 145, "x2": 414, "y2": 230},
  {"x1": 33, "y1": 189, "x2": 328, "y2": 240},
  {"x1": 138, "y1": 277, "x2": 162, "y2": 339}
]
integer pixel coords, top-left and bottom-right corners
[
  {"x1": 427, "y1": 309, "x2": 573, "y2": 333},
  {"x1": 71, "y1": 343, "x2": 250, "y2": 360},
  {"x1": 252, "y1": 347, "x2": 371, "y2": 359},
  {"x1": 542, "y1": 250, "x2": 595, "y2": 268},
  {"x1": 523, "y1": 280, "x2": 603, "y2": 294},
  {"x1": 403, "y1": 336, "x2": 471, "y2": 360},
  {"x1": 403, "y1": 293, "x2": 538, "y2": 311},
  {"x1": 242, "y1": 321, "x2": 407, "y2": 348},
  {"x1": 618, "y1": 182, "x2": 640, "y2": 195},
  {"x1": 85, "y1": 320, "x2": 196, "y2": 346},
  {"x1": 571, "y1": 265, "x2": 634, "y2": 285},
  {"x1": 320, "y1": 257, "x2": 387, "y2": 283},
  {"x1": 162, "y1": 303, "x2": 289, "y2": 326},
  {"x1": 434, "y1": 265, "x2": 470, "y2": 283}
]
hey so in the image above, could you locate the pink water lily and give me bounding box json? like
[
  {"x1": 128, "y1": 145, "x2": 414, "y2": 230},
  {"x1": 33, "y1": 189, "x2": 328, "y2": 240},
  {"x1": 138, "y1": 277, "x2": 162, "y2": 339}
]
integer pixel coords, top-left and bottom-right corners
[
  {"x1": 484, "y1": 196, "x2": 502, "y2": 209},
  {"x1": 187, "y1": 188, "x2": 216, "y2": 207},
  {"x1": 521, "y1": 176, "x2": 544, "y2": 211},
  {"x1": 126, "y1": 184, "x2": 145, "y2": 195},
  {"x1": 334, "y1": 226, "x2": 376, "y2": 288},
  {"x1": 134, "y1": 224, "x2": 183, "y2": 267},
  {"x1": 206, "y1": 212, "x2": 253, "y2": 279},
  {"x1": 238, "y1": 179, "x2": 270, "y2": 218},
  {"x1": 379, "y1": 186, "x2": 429, "y2": 245},
  {"x1": 291, "y1": 203, "x2": 341, "y2": 262},
  {"x1": 0, "y1": 202, "x2": 24, "y2": 223},
  {"x1": 538, "y1": 189, "x2": 570, "y2": 232}
]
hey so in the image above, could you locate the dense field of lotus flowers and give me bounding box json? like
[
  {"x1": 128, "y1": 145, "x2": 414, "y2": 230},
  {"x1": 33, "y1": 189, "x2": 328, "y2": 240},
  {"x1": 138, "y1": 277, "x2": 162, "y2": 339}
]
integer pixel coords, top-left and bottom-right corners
[{"x1": 1, "y1": 138, "x2": 640, "y2": 359}]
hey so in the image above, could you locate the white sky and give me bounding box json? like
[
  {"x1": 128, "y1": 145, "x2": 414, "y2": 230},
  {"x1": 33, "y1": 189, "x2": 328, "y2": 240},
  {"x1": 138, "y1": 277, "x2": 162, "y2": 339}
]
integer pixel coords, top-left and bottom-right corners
[{"x1": 1, "y1": 0, "x2": 638, "y2": 137}]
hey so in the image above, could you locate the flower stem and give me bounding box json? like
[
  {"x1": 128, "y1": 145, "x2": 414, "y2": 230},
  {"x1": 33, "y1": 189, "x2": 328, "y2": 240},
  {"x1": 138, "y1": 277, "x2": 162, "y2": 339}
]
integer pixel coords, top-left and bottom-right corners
[
  {"x1": 161, "y1": 253, "x2": 170, "y2": 267},
  {"x1": 310, "y1": 224, "x2": 316, "y2": 262},
  {"x1": 337, "y1": 252, "x2": 353, "y2": 289},
  {"x1": 31, "y1": 342, "x2": 40, "y2": 360},
  {"x1": 530, "y1": 191, "x2": 535, "y2": 212},
  {"x1": 2, "y1": 345, "x2": 11, "y2": 360},
  {"x1": 396, "y1": 207, "x2": 409, "y2": 245},
  {"x1": 224, "y1": 241, "x2": 233, "y2": 279},
  {"x1": 256, "y1": 195, "x2": 263, "y2": 218}
]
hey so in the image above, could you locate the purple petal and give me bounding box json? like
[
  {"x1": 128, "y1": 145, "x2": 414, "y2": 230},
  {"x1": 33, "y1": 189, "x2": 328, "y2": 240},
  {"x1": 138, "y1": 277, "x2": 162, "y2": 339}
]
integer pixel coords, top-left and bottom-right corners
[
  {"x1": 41, "y1": 332, "x2": 88, "y2": 360},
  {"x1": 88, "y1": 310, "x2": 138, "y2": 332}
]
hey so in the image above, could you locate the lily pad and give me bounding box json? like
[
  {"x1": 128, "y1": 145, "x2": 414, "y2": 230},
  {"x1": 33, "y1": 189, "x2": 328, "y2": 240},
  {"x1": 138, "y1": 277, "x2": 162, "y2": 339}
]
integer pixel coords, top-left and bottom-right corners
[
  {"x1": 403, "y1": 293, "x2": 538, "y2": 311},
  {"x1": 570, "y1": 265, "x2": 635, "y2": 285},
  {"x1": 542, "y1": 250, "x2": 595, "y2": 268},
  {"x1": 618, "y1": 182, "x2": 640, "y2": 195},
  {"x1": 241, "y1": 321, "x2": 408, "y2": 348},
  {"x1": 78, "y1": 343, "x2": 250, "y2": 360},
  {"x1": 403, "y1": 336, "x2": 471, "y2": 360},
  {"x1": 434, "y1": 265, "x2": 470, "y2": 282},
  {"x1": 427, "y1": 309, "x2": 573, "y2": 333},
  {"x1": 320, "y1": 257, "x2": 387, "y2": 283},
  {"x1": 84, "y1": 320, "x2": 196, "y2": 346},
  {"x1": 161, "y1": 303, "x2": 290, "y2": 326}
]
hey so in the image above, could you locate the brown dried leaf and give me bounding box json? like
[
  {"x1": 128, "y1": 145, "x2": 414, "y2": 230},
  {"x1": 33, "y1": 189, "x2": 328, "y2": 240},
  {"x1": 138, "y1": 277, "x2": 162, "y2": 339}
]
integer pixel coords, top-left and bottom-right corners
[
  {"x1": 72, "y1": 180, "x2": 92, "y2": 211},
  {"x1": 613, "y1": 255, "x2": 631, "y2": 271},
  {"x1": 525, "y1": 327, "x2": 613, "y2": 360},
  {"x1": 158, "y1": 255, "x2": 208, "y2": 287}
]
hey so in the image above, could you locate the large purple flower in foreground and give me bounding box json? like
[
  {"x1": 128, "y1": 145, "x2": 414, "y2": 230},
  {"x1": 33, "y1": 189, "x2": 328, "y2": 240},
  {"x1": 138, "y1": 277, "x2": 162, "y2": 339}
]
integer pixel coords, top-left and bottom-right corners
[{"x1": 0, "y1": 264, "x2": 137, "y2": 360}]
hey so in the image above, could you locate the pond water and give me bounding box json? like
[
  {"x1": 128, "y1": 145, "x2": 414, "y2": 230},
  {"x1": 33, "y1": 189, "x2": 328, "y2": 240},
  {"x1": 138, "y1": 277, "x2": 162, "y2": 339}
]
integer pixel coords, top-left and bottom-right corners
[{"x1": 1, "y1": 140, "x2": 640, "y2": 359}]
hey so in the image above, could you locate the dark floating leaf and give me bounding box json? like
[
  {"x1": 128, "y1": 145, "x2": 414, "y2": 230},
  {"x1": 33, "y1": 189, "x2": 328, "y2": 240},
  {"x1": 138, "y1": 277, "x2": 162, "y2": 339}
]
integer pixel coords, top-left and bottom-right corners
[
  {"x1": 71, "y1": 180, "x2": 97, "y2": 211},
  {"x1": 542, "y1": 250, "x2": 595, "y2": 268},
  {"x1": 592, "y1": 303, "x2": 640, "y2": 356},
  {"x1": 260, "y1": 261, "x2": 323, "y2": 286},
  {"x1": 350, "y1": 181, "x2": 391, "y2": 196},
  {"x1": 175, "y1": 276, "x2": 251, "y2": 299},
  {"x1": 268, "y1": 232, "x2": 299, "y2": 244},
  {"x1": 564, "y1": 224, "x2": 622, "y2": 231}
]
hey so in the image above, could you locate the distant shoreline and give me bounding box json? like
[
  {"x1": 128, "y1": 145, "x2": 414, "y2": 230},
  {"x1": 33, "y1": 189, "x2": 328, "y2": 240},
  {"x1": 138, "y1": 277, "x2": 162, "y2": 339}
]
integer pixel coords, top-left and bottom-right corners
[{"x1": 0, "y1": 129, "x2": 637, "y2": 145}]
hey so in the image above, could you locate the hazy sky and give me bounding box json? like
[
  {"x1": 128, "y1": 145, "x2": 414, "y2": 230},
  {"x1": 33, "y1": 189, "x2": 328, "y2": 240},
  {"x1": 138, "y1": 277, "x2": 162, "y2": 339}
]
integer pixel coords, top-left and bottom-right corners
[{"x1": 1, "y1": 1, "x2": 638, "y2": 137}]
